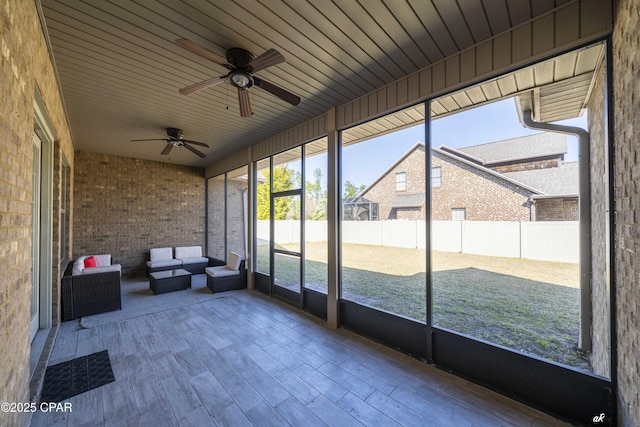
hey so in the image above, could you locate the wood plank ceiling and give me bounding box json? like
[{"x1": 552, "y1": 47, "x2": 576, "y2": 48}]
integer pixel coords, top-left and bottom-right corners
[
  {"x1": 41, "y1": 0, "x2": 576, "y2": 167},
  {"x1": 341, "y1": 42, "x2": 604, "y2": 148}
]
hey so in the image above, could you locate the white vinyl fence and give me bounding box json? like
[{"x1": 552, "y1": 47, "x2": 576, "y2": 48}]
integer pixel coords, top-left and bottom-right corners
[{"x1": 257, "y1": 220, "x2": 579, "y2": 263}]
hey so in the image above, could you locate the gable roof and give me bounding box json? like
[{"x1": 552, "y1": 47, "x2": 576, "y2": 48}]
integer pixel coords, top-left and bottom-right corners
[
  {"x1": 358, "y1": 141, "x2": 425, "y2": 197},
  {"x1": 432, "y1": 147, "x2": 543, "y2": 194},
  {"x1": 446, "y1": 133, "x2": 568, "y2": 165},
  {"x1": 392, "y1": 193, "x2": 426, "y2": 208},
  {"x1": 502, "y1": 162, "x2": 579, "y2": 196},
  {"x1": 359, "y1": 134, "x2": 580, "y2": 199}
]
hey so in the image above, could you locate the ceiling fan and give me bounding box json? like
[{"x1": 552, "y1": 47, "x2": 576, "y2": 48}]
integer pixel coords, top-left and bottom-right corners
[
  {"x1": 176, "y1": 38, "x2": 301, "y2": 117},
  {"x1": 130, "y1": 127, "x2": 209, "y2": 158}
]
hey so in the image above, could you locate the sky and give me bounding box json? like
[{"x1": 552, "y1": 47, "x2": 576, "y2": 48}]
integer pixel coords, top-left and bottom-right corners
[
  {"x1": 337, "y1": 98, "x2": 587, "y2": 189},
  {"x1": 299, "y1": 97, "x2": 588, "y2": 192}
]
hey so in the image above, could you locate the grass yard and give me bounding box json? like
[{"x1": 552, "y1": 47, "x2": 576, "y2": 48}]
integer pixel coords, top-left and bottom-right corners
[{"x1": 261, "y1": 242, "x2": 590, "y2": 371}]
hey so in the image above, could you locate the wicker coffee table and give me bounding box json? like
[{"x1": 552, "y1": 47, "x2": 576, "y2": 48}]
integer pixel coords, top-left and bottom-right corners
[{"x1": 149, "y1": 268, "x2": 191, "y2": 295}]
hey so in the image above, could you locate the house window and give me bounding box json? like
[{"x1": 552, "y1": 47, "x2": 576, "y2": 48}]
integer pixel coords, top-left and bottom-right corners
[
  {"x1": 452, "y1": 208, "x2": 466, "y2": 221},
  {"x1": 432, "y1": 167, "x2": 442, "y2": 187},
  {"x1": 396, "y1": 172, "x2": 406, "y2": 191}
]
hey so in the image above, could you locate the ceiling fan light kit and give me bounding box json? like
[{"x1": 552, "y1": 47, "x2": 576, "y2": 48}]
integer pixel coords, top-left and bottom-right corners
[
  {"x1": 175, "y1": 38, "x2": 300, "y2": 116},
  {"x1": 230, "y1": 72, "x2": 253, "y2": 89}
]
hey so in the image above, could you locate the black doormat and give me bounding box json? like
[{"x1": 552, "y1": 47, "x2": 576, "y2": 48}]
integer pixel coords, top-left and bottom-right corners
[{"x1": 40, "y1": 350, "x2": 114, "y2": 403}]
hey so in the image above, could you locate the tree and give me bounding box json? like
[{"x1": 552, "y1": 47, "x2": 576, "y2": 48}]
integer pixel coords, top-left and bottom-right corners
[
  {"x1": 343, "y1": 180, "x2": 366, "y2": 198},
  {"x1": 256, "y1": 165, "x2": 298, "y2": 220},
  {"x1": 305, "y1": 168, "x2": 327, "y2": 220}
]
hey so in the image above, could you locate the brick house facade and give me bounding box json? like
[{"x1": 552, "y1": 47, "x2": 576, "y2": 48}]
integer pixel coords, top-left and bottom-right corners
[
  {"x1": 358, "y1": 135, "x2": 579, "y2": 222},
  {"x1": 360, "y1": 145, "x2": 427, "y2": 220}
]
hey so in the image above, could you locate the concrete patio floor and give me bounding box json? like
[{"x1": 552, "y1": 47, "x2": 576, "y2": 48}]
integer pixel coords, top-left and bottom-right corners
[{"x1": 30, "y1": 276, "x2": 570, "y2": 426}]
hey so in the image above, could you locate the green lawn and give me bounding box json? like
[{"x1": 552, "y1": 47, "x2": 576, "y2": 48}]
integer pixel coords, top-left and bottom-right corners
[{"x1": 258, "y1": 242, "x2": 590, "y2": 371}]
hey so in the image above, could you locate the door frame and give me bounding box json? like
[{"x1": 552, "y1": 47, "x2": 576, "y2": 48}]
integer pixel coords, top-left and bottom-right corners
[
  {"x1": 32, "y1": 91, "x2": 55, "y2": 339},
  {"x1": 270, "y1": 190, "x2": 304, "y2": 307}
]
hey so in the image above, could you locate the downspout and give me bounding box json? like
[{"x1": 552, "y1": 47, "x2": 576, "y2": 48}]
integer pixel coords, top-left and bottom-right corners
[{"x1": 522, "y1": 110, "x2": 591, "y2": 352}]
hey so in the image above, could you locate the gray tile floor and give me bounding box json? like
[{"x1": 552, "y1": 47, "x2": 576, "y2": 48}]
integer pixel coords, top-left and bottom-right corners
[{"x1": 31, "y1": 277, "x2": 570, "y2": 426}]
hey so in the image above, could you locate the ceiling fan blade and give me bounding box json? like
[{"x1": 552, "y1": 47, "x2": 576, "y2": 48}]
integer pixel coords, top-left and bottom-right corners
[
  {"x1": 179, "y1": 76, "x2": 225, "y2": 95},
  {"x1": 130, "y1": 138, "x2": 168, "y2": 142},
  {"x1": 253, "y1": 77, "x2": 300, "y2": 106},
  {"x1": 248, "y1": 48, "x2": 285, "y2": 73},
  {"x1": 175, "y1": 38, "x2": 230, "y2": 67},
  {"x1": 161, "y1": 143, "x2": 174, "y2": 155},
  {"x1": 238, "y1": 88, "x2": 252, "y2": 117},
  {"x1": 181, "y1": 139, "x2": 210, "y2": 148},
  {"x1": 182, "y1": 143, "x2": 206, "y2": 158}
]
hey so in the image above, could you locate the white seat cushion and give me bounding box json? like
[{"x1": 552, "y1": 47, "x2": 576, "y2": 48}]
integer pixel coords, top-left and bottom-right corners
[
  {"x1": 206, "y1": 266, "x2": 241, "y2": 278},
  {"x1": 83, "y1": 264, "x2": 121, "y2": 275},
  {"x1": 73, "y1": 254, "x2": 113, "y2": 275},
  {"x1": 93, "y1": 254, "x2": 112, "y2": 267},
  {"x1": 146, "y1": 259, "x2": 182, "y2": 268},
  {"x1": 175, "y1": 246, "x2": 202, "y2": 259},
  {"x1": 72, "y1": 256, "x2": 87, "y2": 275},
  {"x1": 226, "y1": 252, "x2": 243, "y2": 271},
  {"x1": 180, "y1": 256, "x2": 208, "y2": 265},
  {"x1": 150, "y1": 247, "x2": 174, "y2": 262}
]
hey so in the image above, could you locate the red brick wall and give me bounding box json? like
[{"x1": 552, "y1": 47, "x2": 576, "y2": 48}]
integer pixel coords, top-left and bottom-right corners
[
  {"x1": 362, "y1": 146, "x2": 426, "y2": 220},
  {"x1": 534, "y1": 198, "x2": 579, "y2": 221},
  {"x1": 432, "y1": 151, "x2": 533, "y2": 221},
  {"x1": 491, "y1": 157, "x2": 561, "y2": 173},
  {"x1": 362, "y1": 147, "x2": 535, "y2": 221}
]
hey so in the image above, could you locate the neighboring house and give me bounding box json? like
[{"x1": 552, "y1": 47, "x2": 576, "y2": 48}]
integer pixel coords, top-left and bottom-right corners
[{"x1": 355, "y1": 133, "x2": 579, "y2": 221}]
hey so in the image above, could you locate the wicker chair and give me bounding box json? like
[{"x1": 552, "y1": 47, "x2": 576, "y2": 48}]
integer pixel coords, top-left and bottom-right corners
[
  {"x1": 61, "y1": 262, "x2": 122, "y2": 321},
  {"x1": 205, "y1": 253, "x2": 246, "y2": 293}
]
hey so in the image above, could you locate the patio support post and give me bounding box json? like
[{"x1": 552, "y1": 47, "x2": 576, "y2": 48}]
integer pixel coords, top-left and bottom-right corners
[
  {"x1": 326, "y1": 107, "x2": 339, "y2": 329},
  {"x1": 522, "y1": 110, "x2": 592, "y2": 352},
  {"x1": 247, "y1": 146, "x2": 254, "y2": 290}
]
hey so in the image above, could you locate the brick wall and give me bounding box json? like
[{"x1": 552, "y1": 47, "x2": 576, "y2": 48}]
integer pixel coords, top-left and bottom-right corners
[
  {"x1": 73, "y1": 152, "x2": 205, "y2": 277},
  {"x1": 1, "y1": 1, "x2": 75, "y2": 425},
  {"x1": 207, "y1": 175, "x2": 226, "y2": 260},
  {"x1": 206, "y1": 175, "x2": 247, "y2": 261},
  {"x1": 587, "y1": 62, "x2": 611, "y2": 379},
  {"x1": 432, "y1": 151, "x2": 533, "y2": 221},
  {"x1": 226, "y1": 178, "x2": 248, "y2": 258},
  {"x1": 362, "y1": 146, "x2": 426, "y2": 220},
  {"x1": 534, "y1": 197, "x2": 579, "y2": 221},
  {"x1": 613, "y1": 0, "x2": 640, "y2": 424},
  {"x1": 362, "y1": 146, "x2": 534, "y2": 222},
  {"x1": 491, "y1": 157, "x2": 561, "y2": 173}
]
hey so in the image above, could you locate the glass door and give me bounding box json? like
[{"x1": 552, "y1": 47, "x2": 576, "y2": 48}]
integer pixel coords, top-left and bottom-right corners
[
  {"x1": 270, "y1": 146, "x2": 303, "y2": 306},
  {"x1": 272, "y1": 193, "x2": 302, "y2": 305},
  {"x1": 30, "y1": 134, "x2": 41, "y2": 342}
]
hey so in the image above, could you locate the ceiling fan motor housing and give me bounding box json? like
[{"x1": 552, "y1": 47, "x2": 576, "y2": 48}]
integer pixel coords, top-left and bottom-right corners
[
  {"x1": 166, "y1": 127, "x2": 184, "y2": 139},
  {"x1": 226, "y1": 47, "x2": 254, "y2": 69},
  {"x1": 226, "y1": 48, "x2": 255, "y2": 89}
]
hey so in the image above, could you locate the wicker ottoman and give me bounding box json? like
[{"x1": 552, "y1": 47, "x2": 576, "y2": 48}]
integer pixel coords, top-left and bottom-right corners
[{"x1": 149, "y1": 269, "x2": 191, "y2": 294}]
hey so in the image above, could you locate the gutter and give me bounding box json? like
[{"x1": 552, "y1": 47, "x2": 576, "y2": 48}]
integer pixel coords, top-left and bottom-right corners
[{"x1": 521, "y1": 110, "x2": 592, "y2": 353}]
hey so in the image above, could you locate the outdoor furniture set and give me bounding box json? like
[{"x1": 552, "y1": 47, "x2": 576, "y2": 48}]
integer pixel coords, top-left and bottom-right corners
[
  {"x1": 61, "y1": 247, "x2": 246, "y2": 321},
  {"x1": 61, "y1": 254, "x2": 122, "y2": 321},
  {"x1": 147, "y1": 246, "x2": 246, "y2": 294},
  {"x1": 146, "y1": 246, "x2": 210, "y2": 276}
]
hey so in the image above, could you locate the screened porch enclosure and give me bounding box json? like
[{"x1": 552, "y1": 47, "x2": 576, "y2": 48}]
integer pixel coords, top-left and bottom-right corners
[{"x1": 205, "y1": 40, "x2": 613, "y2": 423}]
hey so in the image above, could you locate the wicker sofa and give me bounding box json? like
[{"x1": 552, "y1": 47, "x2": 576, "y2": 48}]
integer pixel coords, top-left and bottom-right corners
[
  {"x1": 61, "y1": 254, "x2": 122, "y2": 321},
  {"x1": 174, "y1": 246, "x2": 209, "y2": 274},
  {"x1": 146, "y1": 247, "x2": 182, "y2": 276},
  {"x1": 146, "y1": 246, "x2": 210, "y2": 276}
]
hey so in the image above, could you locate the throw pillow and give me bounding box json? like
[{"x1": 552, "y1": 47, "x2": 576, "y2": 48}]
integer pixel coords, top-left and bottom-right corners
[{"x1": 84, "y1": 256, "x2": 97, "y2": 268}]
